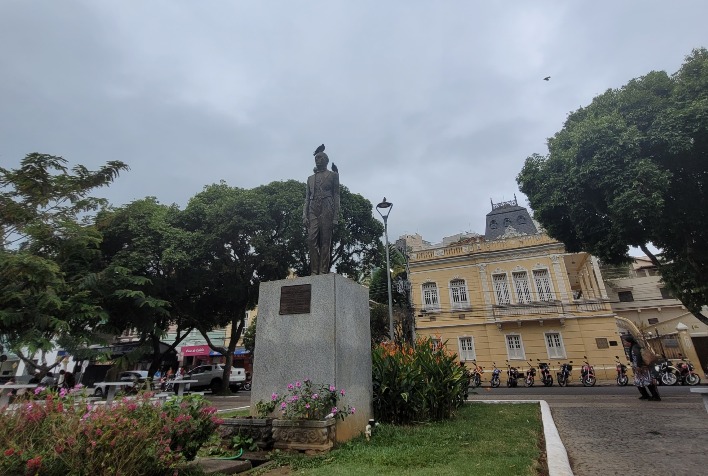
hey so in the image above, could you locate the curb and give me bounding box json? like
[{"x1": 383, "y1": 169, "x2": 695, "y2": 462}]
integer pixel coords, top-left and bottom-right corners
[{"x1": 470, "y1": 399, "x2": 573, "y2": 476}]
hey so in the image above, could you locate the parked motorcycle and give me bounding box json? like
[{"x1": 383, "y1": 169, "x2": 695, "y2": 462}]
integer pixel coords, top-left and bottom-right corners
[
  {"x1": 676, "y1": 356, "x2": 701, "y2": 386},
  {"x1": 556, "y1": 361, "x2": 573, "y2": 387},
  {"x1": 654, "y1": 359, "x2": 679, "y2": 386},
  {"x1": 580, "y1": 356, "x2": 596, "y2": 387},
  {"x1": 524, "y1": 361, "x2": 537, "y2": 387},
  {"x1": 490, "y1": 362, "x2": 501, "y2": 388},
  {"x1": 469, "y1": 360, "x2": 484, "y2": 388},
  {"x1": 506, "y1": 361, "x2": 522, "y2": 388},
  {"x1": 615, "y1": 356, "x2": 629, "y2": 386},
  {"x1": 537, "y1": 360, "x2": 553, "y2": 387}
]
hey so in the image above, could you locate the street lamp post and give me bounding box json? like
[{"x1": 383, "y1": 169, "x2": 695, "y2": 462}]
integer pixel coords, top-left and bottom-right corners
[{"x1": 376, "y1": 198, "x2": 394, "y2": 341}]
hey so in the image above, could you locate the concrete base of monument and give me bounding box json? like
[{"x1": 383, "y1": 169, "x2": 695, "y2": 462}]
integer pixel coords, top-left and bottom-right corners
[{"x1": 251, "y1": 273, "x2": 373, "y2": 442}]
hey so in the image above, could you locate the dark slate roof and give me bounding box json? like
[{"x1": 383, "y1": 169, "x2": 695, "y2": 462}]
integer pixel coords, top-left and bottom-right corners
[{"x1": 484, "y1": 203, "x2": 538, "y2": 240}]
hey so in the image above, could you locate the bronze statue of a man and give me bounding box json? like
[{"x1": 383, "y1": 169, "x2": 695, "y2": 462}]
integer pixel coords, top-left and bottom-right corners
[{"x1": 303, "y1": 145, "x2": 340, "y2": 275}]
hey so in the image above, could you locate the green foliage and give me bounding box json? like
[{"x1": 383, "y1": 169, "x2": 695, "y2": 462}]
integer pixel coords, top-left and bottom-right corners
[
  {"x1": 230, "y1": 434, "x2": 258, "y2": 452},
  {"x1": 0, "y1": 393, "x2": 221, "y2": 475},
  {"x1": 242, "y1": 315, "x2": 256, "y2": 355},
  {"x1": 265, "y1": 404, "x2": 543, "y2": 476},
  {"x1": 369, "y1": 303, "x2": 390, "y2": 345},
  {"x1": 0, "y1": 153, "x2": 129, "y2": 360},
  {"x1": 330, "y1": 185, "x2": 384, "y2": 280},
  {"x1": 517, "y1": 48, "x2": 708, "y2": 323},
  {"x1": 255, "y1": 397, "x2": 277, "y2": 418},
  {"x1": 372, "y1": 337, "x2": 466, "y2": 424}
]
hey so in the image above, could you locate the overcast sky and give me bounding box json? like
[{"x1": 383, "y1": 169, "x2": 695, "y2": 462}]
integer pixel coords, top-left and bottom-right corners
[{"x1": 1, "y1": 1, "x2": 706, "y2": 245}]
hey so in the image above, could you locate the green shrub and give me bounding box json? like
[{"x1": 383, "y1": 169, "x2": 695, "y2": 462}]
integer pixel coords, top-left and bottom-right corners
[
  {"x1": 0, "y1": 392, "x2": 222, "y2": 475},
  {"x1": 372, "y1": 336, "x2": 466, "y2": 424}
]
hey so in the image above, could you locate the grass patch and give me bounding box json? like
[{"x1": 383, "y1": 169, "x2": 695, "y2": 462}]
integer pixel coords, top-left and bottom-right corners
[
  {"x1": 259, "y1": 403, "x2": 544, "y2": 476},
  {"x1": 218, "y1": 408, "x2": 251, "y2": 418}
]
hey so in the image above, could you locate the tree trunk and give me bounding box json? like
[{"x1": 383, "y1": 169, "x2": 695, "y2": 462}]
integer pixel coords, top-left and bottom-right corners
[{"x1": 200, "y1": 315, "x2": 246, "y2": 395}]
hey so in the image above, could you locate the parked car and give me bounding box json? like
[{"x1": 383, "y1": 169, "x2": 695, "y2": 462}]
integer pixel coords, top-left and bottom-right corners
[
  {"x1": 185, "y1": 364, "x2": 246, "y2": 392},
  {"x1": 93, "y1": 370, "x2": 149, "y2": 397}
]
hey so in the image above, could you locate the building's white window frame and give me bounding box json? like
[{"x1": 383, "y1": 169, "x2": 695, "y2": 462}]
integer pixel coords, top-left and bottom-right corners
[
  {"x1": 505, "y1": 334, "x2": 525, "y2": 360},
  {"x1": 512, "y1": 270, "x2": 532, "y2": 304},
  {"x1": 532, "y1": 268, "x2": 554, "y2": 301},
  {"x1": 421, "y1": 281, "x2": 441, "y2": 311},
  {"x1": 493, "y1": 273, "x2": 512, "y2": 305},
  {"x1": 449, "y1": 278, "x2": 470, "y2": 309},
  {"x1": 431, "y1": 338, "x2": 442, "y2": 352},
  {"x1": 544, "y1": 332, "x2": 566, "y2": 359},
  {"x1": 458, "y1": 336, "x2": 476, "y2": 361}
]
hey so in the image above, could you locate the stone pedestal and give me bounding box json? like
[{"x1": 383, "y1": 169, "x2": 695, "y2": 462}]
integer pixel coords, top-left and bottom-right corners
[{"x1": 251, "y1": 274, "x2": 372, "y2": 442}]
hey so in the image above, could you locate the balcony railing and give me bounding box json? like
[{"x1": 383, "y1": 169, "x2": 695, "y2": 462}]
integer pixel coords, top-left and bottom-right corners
[{"x1": 492, "y1": 299, "x2": 611, "y2": 320}]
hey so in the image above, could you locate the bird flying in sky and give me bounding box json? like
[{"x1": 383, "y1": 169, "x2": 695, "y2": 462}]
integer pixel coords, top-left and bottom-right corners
[{"x1": 543, "y1": 76, "x2": 551, "y2": 81}]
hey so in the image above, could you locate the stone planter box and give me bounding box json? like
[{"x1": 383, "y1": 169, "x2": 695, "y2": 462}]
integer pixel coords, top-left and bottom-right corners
[
  {"x1": 272, "y1": 418, "x2": 336, "y2": 452},
  {"x1": 218, "y1": 417, "x2": 274, "y2": 450}
]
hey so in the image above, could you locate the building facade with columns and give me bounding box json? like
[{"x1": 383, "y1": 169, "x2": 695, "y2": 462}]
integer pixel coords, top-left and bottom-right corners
[{"x1": 405, "y1": 198, "x2": 623, "y2": 380}]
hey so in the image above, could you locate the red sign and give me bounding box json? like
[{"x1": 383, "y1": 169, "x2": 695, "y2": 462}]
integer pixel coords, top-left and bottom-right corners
[{"x1": 181, "y1": 345, "x2": 211, "y2": 356}]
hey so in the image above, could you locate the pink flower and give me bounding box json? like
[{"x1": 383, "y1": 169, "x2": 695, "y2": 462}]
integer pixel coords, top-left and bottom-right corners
[
  {"x1": 287, "y1": 383, "x2": 294, "y2": 390},
  {"x1": 312, "y1": 393, "x2": 319, "y2": 400},
  {"x1": 305, "y1": 403, "x2": 310, "y2": 409},
  {"x1": 271, "y1": 393, "x2": 279, "y2": 401},
  {"x1": 34, "y1": 387, "x2": 44, "y2": 395},
  {"x1": 329, "y1": 385, "x2": 336, "y2": 392},
  {"x1": 295, "y1": 381, "x2": 301, "y2": 388},
  {"x1": 59, "y1": 388, "x2": 68, "y2": 398},
  {"x1": 340, "y1": 389, "x2": 346, "y2": 396},
  {"x1": 280, "y1": 402, "x2": 287, "y2": 409},
  {"x1": 351, "y1": 407, "x2": 356, "y2": 414},
  {"x1": 331, "y1": 407, "x2": 338, "y2": 414}
]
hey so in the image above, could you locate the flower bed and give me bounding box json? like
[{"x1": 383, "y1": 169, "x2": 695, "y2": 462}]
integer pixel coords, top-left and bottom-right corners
[{"x1": 0, "y1": 390, "x2": 222, "y2": 475}]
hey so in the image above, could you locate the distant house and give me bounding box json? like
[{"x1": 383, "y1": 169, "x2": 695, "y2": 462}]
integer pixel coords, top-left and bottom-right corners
[{"x1": 602, "y1": 257, "x2": 708, "y2": 373}]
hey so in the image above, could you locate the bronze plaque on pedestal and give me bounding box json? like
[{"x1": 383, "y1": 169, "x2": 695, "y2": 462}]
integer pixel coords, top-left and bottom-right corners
[{"x1": 279, "y1": 284, "x2": 312, "y2": 315}]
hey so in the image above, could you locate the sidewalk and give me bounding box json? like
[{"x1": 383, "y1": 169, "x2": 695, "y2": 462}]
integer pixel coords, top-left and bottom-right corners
[{"x1": 473, "y1": 387, "x2": 708, "y2": 476}]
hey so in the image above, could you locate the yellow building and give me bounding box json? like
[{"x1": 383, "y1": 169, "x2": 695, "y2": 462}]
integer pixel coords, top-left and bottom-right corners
[{"x1": 406, "y1": 198, "x2": 623, "y2": 381}]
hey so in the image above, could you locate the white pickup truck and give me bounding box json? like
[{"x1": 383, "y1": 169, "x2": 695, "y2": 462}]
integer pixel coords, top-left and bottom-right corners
[{"x1": 186, "y1": 364, "x2": 246, "y2": 392}]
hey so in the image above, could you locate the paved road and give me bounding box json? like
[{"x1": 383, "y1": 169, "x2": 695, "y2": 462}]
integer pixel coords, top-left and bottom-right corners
[
  {"x1": 472, "y1": 383, "x2": 708, "y2": 476},
  {"x1": 206, "y1": 385, "x2": 708, "y2": 475}
]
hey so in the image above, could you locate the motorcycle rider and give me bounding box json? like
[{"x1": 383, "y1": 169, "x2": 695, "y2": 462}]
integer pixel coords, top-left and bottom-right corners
[{"x1": 622, "y1": 334, "x2": 661, "y2": 401}]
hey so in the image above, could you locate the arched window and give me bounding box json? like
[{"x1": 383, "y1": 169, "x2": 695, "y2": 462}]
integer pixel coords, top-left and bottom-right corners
[
  {"x1": 450, "y1": 279, "x2": 469, "y2": 309},
  {"x1": 533, "y1": 269, "x2": 554, "y2": 301},
  {"x1": 422, "y1": 282, "x2": 440, "y2": 311},
  {"x1": 492, "y1": 273, "x2": 511, "y2": 305},
  {"x1": 512, "y1": 271, "x2": 532, "y2": 304}
]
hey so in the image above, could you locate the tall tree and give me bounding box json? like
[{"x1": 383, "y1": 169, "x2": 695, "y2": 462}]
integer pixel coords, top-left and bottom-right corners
[
  {"x1": 0, "y1": 153, "x2": 128, "y2": 372},
  {"x1": 180, "y1": 182, "x2": 298, "y2": 391},
  {"x1": 517, "y1": 48, "x2": 708, "y2": 324},
  {"x1": 95, "y1": 198, "x2": 192, "y2": 376}
]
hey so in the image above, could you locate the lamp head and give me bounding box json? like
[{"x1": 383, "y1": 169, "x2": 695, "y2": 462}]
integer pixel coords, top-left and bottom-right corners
[{"x1": 376, "y1": 197, "x2": 392, "y2": 210}]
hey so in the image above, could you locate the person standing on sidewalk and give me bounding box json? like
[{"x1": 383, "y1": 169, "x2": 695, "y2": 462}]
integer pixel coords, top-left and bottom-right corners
[{"x1": 622, "y1": 334, "x2": 661, "y2": 401}]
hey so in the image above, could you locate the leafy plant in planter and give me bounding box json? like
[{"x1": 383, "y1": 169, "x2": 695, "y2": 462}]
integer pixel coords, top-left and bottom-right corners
[
  {"x1": 231, "y1": 434, "x2": 259, "y2": 452},
  {"x1": 264, "y1": 379, "x2": 355, "y2": 452},
  {"x1": 271, "y1": 379, "x2": 355, "y2": 421}
]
